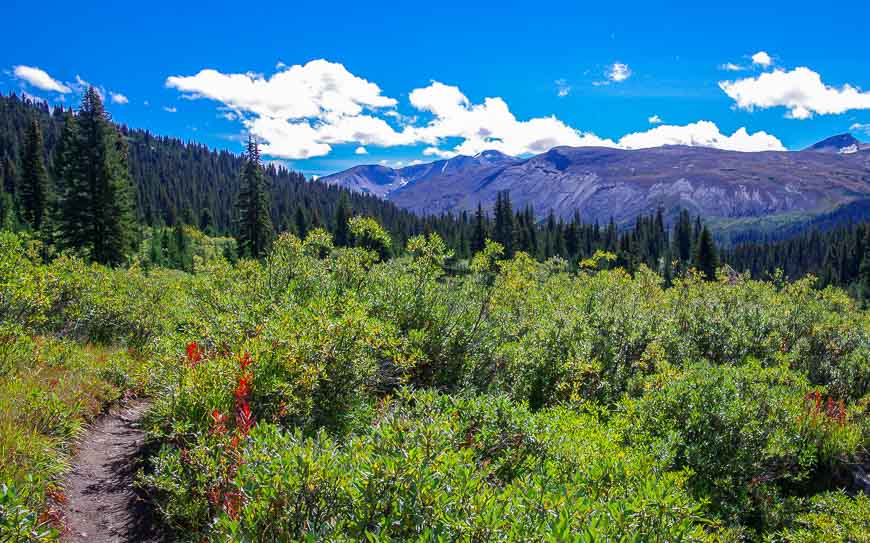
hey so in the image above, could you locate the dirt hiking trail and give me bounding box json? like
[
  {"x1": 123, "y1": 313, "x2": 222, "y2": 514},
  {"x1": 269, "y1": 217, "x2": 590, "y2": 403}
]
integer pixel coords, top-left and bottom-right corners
[{"x1": 62, "y1": 398, "x2": 163, "y2": 543}]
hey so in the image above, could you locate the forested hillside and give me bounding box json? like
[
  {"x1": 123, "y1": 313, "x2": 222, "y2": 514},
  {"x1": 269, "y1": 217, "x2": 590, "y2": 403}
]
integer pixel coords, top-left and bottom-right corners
[
  {"x1": 0, "y1": 93, "x2": 457, "y2": 244},
  {"x1": 727, "y1": 218, "x2": 870, "y2": 297},
  {"x1": 0, "y1": 92, "x2": 721, "y2": 269}
]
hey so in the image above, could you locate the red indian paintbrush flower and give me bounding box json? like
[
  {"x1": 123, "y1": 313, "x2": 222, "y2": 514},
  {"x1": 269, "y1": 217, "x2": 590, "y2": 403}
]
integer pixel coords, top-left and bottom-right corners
[
  {"x1": 210, "y1": 409, "x2": 229, "y2": 435},
  {"x1": 186, "y1": 341, "x2": 203, "y2": 367},
  {"x1": 239, "y1": 351, "x2": 253, "y2": 371},
  {"x1": 236, "y1": 400, "x2": 254, "y2": 435},
  {"x1": 234, "y1": 375, "x2": 251, "y2": 401}
]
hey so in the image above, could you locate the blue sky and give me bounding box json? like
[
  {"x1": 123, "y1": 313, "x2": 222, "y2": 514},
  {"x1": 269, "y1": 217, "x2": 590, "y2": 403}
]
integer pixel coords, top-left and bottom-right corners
[{"x1": 4, "y1": 0, "x2": 870, "y2": 177}]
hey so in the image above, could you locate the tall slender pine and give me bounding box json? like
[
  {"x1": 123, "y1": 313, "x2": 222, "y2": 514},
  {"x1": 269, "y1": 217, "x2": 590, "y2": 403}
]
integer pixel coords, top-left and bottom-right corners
[
  {"x1": 493, "y1": 190, "x2": 515, "y2": 257},
  {"x1": 334, "y1": 192, "x2": 351, "y2": 247},
  {"x1": 694, "y1": 225, "x2": 719, "y2": 281},
  {"x1": 858, "y1": 226, "x2": 870, "y2": 305},
  {"x1": 236, "y1": 135, "x2": 273, "y2": 258},
  {"x1": 472, "y1": 202, "x2": 487, "y2": 254},
  {"x1": 19, "y1": 119, "x2": 49, "y2": 231}
]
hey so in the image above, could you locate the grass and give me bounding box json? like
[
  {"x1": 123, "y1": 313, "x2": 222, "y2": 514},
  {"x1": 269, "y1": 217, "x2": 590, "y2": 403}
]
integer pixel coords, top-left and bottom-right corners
[{"x1": 0, "y1": 331, "x2": 149, "y2": 517}]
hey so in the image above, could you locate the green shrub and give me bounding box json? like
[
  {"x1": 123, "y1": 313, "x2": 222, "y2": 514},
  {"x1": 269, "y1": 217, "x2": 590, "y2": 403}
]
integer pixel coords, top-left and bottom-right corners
[
  {"x1": 774, "y1": 492, "x2": 870, "y2": 543},
  {"x1": 145, "y1": 390, "x2": 723, "y2": 542},
  {"x1": 0, "y1": 483, "x2": 57, "y2": 543},
  {"x1": 622, "y1": 362, "x2": 863, "y2": 530}
]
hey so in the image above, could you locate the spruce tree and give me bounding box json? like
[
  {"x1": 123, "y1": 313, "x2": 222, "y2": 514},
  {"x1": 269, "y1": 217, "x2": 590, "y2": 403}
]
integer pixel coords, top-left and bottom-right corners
[
  {"x1": 472, "y1": 202, "x2": 487, "y2": 254},
  {"x1": 294, "y1": 206, "x2": 308, "y2": 240},
  {"x1": 19, "y1": 119, "x2": 50, "y2": 230},
  {"x1": 334, "y1": 192, "x2": 351, "y2": 247},
  {"x1": 859, "y1": 226, "x2": 870, "y2": 305},
  {"x1": 235, "y1": 135, "x2": 274, "y2": 258},
  {"x1": 674, "y1": 209, "x2": 693, "y2": 263},
  {"x1": 694, "y1": 225, "x2": 719, "y2": 281},
  {"x1": 2, "y1": 156, "x2": 16, "y2": 196},
  {"x1": 58, "y1": 88, "x2": 136, "y2": 265},
  {"x1": 493, "y1": 191, "x2": 515, "y2": 257}
]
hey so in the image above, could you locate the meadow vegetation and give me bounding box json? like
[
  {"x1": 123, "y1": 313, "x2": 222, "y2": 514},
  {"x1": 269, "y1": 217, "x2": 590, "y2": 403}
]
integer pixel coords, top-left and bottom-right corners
[{"x1": 0, "y1": 225, "x2": 868, "y2": 542}]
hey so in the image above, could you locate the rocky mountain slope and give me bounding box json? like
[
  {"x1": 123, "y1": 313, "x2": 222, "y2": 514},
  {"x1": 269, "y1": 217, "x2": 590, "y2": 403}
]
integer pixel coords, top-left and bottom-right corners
[{"x1": 321, "y1": 136, "x2": 870, "y2": 228}]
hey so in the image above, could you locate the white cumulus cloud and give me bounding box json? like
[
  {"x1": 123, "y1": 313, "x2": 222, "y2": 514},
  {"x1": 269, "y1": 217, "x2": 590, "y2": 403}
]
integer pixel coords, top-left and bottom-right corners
[
  {"x1": 648, "y1": 114, "x2": 663, "y2": 124},
  {"x1": 13, "y1": 65, "x2": 71, "y2": 93},
  {"x1": 22, "y1": 92, "x2": 47, "y2": 105},
  {"x1": 407, "y1": 81, "x2": 615, "y2": 157},
  {"x1": 163, "y1": 106, "x2": 177, "y2": 113},
  {"x1": 608, "y1": 63, "x2": 632, "y2": 82},
  {"x1": 617, "y1": 121, "x2": 785, "y2": 152},
  {"x1": 244, "y1": 116, "x2": 331, "y2": 159},
  {"x1": 719, "y1": 67, "x2": 870, "y2": 119},
  {"x1": 166, "y1": 59, "x2": 787, "y2": 159},
  {"x1": 719, "y1": 63, "x2": 745, "y2": 72},
  {"x1": 166, "y1": 59, "x2": 408, "y2": 159},
  {"x1": 555, "y1": 78, "x2": 571, "y2": 97},
  {"x1": 166, "y1": 59, "x2": 397, "y2": 119},
  {"x1": 751, "y1": 51, "x2": 772, "y2": 67},
  {"x1": 354, "y1": 146, "x2": 368, "y2": 155},
  {"x1": 110, "y1": 92, "x2": 129, "y2": 104}
]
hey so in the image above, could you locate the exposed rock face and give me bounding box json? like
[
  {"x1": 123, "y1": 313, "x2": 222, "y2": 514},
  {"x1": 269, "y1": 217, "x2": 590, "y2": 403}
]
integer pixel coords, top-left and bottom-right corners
[{"x1": 320, "y1": 139, "x2": 870, "y2": 226}]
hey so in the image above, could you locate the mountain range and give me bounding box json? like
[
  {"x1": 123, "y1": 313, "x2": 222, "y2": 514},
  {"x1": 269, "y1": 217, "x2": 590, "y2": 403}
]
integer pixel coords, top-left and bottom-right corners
[{"x1": 321, "y1": 134, "x2": 870, "y2": 237}]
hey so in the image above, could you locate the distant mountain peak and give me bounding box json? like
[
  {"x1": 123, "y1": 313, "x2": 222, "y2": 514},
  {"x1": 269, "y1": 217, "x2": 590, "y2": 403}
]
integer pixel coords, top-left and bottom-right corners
[
  {"x1": 804, "y1": 133, "x2": 866, "y2": 154},
  {"x1": 473, "y1": 149, "x2": 513, "y2": 161}
]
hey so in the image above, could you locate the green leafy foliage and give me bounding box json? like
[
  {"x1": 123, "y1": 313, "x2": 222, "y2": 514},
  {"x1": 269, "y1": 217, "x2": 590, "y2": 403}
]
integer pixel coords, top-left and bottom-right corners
[
  {"x1": 622, "y1": 363, "x2": 862, "y2": 528},
  {"x1": 1, "y1": 220, "x2": 868, "y2": 541},
  {"x1": 145, "y1": 390, "x2": 721, "y2": 542},
  {"x1": 0, "y1": 484, "x2": 57, "y2": 543},
  {"x1": 773, "y1": 492, "x2": 870, "y2": 543}
]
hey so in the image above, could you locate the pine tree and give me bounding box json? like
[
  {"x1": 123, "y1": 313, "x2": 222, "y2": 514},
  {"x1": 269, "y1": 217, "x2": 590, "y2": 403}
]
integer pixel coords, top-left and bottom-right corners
[
  {"x1": 58, "y1": 88, "x2": 136, "y2": 265},
  {"x1": 175, "y1": 223, "x2": 192, "y2": 271},
  {"x1": 674, "y1": 209, "x2": 693, "y2": 263},
  {"x1": 2, "y1": 156, "x2": 16, "y2": 196},
  {"x1": 694, "y1": 225, "x2": 719, "y2": 281},
  {"x1": 471, "y1": 203, "x2": 487, "y2": 254},
  {"x1": 148, "y1": 229, "x2": 163, "y2": 267},
  {"x1": 565, "y1": 210, "x2": 581, "y2": 259},
  {"x1": 294, "y1": 206, "x2": 307, "y2": 240},
  {"x1": 859, "y1": 226, "x2": 870, "y2": 305},
  {"x1": 181, "y1": 204, "x2": 195, "y2": 226},
  {"x1": 493, "y1": 191, "x2": 515, "y2": 257},
  {"x1": 0, "y1": 191, "x2": 16, "y2": 230},
  {"x1": 200, "y1": 208, "x2": 214, "y2": 235},
  {"x1": 235, "y1": 135, "x2": 274, "y2": 258},
  {"x1": 334, "y1": 192, "x2": 351, "y2": 247},
  {"x1": 19, "y1": 119, "x2": 50, "y2": 230}
]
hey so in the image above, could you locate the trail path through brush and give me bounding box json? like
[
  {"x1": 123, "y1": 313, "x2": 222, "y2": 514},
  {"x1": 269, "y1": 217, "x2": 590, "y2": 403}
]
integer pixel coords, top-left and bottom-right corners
[{"x1": 62, "y1": 398, "x2": 162, "y2": 542}]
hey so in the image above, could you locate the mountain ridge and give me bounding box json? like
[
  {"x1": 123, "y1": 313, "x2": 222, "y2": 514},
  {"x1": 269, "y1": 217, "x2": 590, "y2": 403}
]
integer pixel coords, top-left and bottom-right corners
[
  {"x1": 321, "y1": 137, "x2": 870, "y2": 230},
  {"x1": 803, "y1": 133, "x2": 869, "y2": 154}
]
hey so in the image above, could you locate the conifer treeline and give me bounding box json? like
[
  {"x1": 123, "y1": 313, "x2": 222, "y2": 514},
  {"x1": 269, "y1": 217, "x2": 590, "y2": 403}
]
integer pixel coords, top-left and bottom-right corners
[
  {"x1": 0, "y1": 92, "x2": 468, "y2": 250},
  {"x1": 461, "y1": 192, "x2": 718, "y2": 281},
  {"x1": 724, "y1": 219, "x2": 870, "y2": 300}
]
